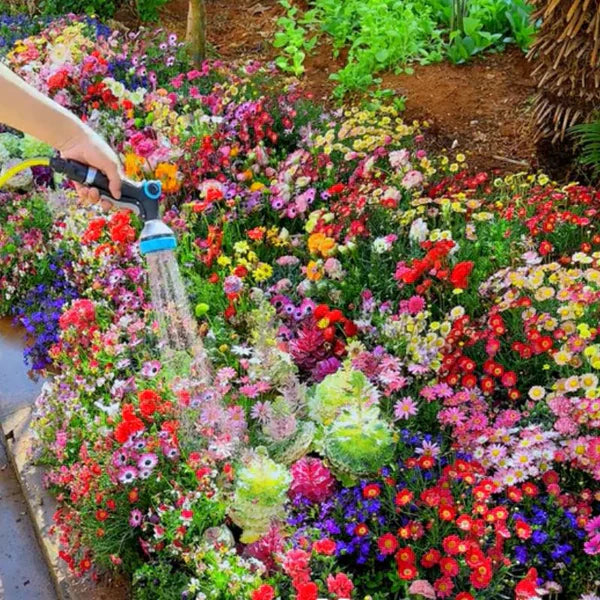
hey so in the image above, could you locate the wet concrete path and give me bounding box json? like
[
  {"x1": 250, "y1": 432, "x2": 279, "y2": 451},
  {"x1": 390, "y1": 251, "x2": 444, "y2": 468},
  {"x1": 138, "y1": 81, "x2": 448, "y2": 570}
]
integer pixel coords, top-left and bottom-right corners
[{"x1": 0, "y1": 318, "x2": 56, "y2": 600}]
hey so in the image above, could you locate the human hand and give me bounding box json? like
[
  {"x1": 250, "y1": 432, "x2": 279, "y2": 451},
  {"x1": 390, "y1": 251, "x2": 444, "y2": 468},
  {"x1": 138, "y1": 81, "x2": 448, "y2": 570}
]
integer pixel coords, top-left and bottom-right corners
[{"x1": 58, "y1": 125, "x2": 122, "y2": 208}]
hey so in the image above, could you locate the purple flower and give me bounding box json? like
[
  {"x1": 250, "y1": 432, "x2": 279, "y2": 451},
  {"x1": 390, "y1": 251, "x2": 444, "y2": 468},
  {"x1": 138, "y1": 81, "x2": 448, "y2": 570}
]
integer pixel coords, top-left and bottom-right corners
[
  {"x1": 129, "y1": 509, "x2": 143, "y2": 527},
  {"x1": 118, "y1": 466, "x2": 138, "y2": 484}
]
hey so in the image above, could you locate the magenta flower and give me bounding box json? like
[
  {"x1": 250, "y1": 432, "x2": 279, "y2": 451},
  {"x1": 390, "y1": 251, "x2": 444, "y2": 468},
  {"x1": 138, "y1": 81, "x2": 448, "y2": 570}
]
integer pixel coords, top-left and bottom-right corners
[
  {"x1": 289, "y1": 457, "x2": 335, "y2": 503},
  {"x1": 118, "y1": 466, "x2": 138, "y2": 484},
  {"x1": 129, "y1": 509, "x2": 143, "y2": 527}
]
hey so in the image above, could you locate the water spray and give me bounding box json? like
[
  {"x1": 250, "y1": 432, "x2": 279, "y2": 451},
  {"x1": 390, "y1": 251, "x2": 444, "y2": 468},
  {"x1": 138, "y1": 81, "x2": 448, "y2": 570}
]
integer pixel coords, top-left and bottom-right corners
[{"x1": 46, "y1": 157, "x2": 205, "y2": 358}]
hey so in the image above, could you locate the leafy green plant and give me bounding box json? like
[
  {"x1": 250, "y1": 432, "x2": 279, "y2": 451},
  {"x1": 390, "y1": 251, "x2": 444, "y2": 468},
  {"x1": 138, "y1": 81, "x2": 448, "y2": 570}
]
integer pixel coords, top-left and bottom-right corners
[
  {"x1": 571, "y1": 117, "x2": 600, "y2": 180},
  {"x1": 273, "y1": 0, "x2": 538, "y2": 95},
  {"x1": 35, "y1": 0, "x2": 166, "y2": 21},
  {"x1": 273, "y1": 0, "x2": 319, "y2": 76},
  {"x1": 135, "y1": 0, "x2": 167, "y2": 22}
]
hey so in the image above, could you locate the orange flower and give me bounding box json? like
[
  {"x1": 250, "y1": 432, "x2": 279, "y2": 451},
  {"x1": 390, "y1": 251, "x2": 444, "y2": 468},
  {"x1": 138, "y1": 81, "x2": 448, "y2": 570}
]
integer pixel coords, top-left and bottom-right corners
[
  {"x1": 124, "y1": 153, "x2": 145, "y2": 179},
  {"x1": 308, "y1": 232, "x2": 336, "y2": 257},
  {"x1": 155, "y1": 163, "x2": 180, "y2": 194},
  {"x1": 306, "y1": 260, "x2": 323, "y2": 281}
]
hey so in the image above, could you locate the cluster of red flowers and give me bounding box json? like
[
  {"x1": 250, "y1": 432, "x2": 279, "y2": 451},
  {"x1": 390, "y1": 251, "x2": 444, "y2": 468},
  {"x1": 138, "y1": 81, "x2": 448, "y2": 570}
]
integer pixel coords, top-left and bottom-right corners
[
  {"x1": 426, "y1": 170, "x2": 491, "y2": 199},
  {"x1": 81, "y1": 211, "x2": 136, "y2": 250},
  {"x1": 395, "y1": 240, "x2": 474, "y2": 293},
  {"x1": 391, "y1": 460, "x2": 505, "y2": 597},
  {"x1": 82, "y1": 80, "x2": 119, "y2": 111},
  {"x1": 278, "y1": 548, "x2": 354, "y2": 600},
  {"x1": 58, "y1": 298, "x2": 96, "y2": 332}
]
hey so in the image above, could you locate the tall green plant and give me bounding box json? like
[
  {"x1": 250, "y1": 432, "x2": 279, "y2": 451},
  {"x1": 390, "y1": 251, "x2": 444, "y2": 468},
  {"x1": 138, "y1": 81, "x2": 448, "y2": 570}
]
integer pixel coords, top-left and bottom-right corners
[{"x1": 571, "y1": 118, "x2": 600, "y2": 180}]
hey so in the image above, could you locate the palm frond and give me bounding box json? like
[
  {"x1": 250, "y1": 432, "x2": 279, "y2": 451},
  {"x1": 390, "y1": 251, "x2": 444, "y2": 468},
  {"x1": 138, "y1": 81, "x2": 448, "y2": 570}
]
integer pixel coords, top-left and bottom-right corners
[{"x1": 571, "y1": 118, "x2": 600, "y2": 176}]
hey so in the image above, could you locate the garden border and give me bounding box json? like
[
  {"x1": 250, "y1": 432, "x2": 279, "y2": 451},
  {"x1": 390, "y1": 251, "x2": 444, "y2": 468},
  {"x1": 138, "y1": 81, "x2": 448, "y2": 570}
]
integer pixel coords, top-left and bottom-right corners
[{"x1": 0, "y1": 407, "x2": 128, "y2": 600}]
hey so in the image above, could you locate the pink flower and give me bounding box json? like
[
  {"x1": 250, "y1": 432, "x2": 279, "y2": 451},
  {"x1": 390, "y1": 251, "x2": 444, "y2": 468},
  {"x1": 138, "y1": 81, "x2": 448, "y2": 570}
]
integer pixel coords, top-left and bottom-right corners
[
  {"x1": 326, "y1": 573, "x2": 354, "y2": 598},
  {"x1": 394, "y1": 397, "x2": 418, "y2": 420},
  {"x1": 402, "y1": 169, "x2": 424, "y2": 189},
  {"x1": 289, "y1": 457, "x2": 335, "y2": 503},
  {"x1": 408, "y1": 579, "x2": 436, "y2": 599}
]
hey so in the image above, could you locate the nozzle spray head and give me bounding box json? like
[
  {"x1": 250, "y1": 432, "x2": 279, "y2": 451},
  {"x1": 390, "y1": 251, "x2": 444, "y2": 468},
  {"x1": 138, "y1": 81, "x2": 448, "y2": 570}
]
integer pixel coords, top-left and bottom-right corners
[
  {"x1": 139, "y1": 219, "x2": 177, "y2": 255},
  {"x1": 49, "y1": 157, "x2": 162, "y2": 221}
]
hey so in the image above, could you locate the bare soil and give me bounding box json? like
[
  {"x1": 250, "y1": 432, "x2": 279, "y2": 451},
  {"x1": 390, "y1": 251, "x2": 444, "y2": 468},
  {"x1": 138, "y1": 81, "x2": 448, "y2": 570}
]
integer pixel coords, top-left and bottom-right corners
[{"x1": 155, "y1": 0, "x2": 552, "y2": 176}]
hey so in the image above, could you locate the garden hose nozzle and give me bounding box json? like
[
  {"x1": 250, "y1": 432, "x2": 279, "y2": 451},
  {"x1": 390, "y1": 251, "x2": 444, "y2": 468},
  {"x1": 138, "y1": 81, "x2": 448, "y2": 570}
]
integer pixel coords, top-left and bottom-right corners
[{"x1": 49, "y1": 157, "x2": 176, "y2": 255}]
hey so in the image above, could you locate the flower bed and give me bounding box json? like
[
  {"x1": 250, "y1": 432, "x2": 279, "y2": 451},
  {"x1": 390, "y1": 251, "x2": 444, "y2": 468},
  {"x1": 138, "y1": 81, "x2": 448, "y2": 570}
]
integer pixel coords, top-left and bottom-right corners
[{"x1": 2, "y1": 14, "x2": 600, "y2": 600}]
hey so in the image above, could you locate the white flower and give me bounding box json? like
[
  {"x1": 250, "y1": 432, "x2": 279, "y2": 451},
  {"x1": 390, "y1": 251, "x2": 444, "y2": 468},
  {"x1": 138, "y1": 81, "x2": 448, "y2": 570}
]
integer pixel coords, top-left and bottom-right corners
[{"x1": 409, "y1": 218, "x2": 428, "y2": 244}]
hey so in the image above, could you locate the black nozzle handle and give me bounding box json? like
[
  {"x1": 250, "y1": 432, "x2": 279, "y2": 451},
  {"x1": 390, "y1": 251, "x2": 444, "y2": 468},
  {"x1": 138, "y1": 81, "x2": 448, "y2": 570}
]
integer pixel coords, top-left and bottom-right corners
[{"x1": 49, "y1": 157, "x2": 162, "y2": 222}]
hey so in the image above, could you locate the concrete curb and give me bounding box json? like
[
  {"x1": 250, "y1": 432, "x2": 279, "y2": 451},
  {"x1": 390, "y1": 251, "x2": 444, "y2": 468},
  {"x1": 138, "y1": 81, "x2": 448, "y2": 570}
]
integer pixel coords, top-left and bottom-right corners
[{"x1": 0, "y1": 407, "x2": 128, "y2": 600}]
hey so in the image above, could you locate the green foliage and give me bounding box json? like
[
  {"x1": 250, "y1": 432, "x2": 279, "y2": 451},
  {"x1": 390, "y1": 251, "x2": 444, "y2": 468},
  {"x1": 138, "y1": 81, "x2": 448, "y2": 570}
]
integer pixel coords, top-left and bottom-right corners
[
  {"x1": 134, "y1": 0, "x2": 167, "y2": 22},
  {"x1": 34, "y1": 0, "x2": 166, "y2": 21},
  {"x1": 132, "y1": 562, "x2": 189, "y2": 600},
  {"x1": 571, "y1": 117, "x2": 600, "y2": 181},
  {"x1": 274, "y1": 0, "x2": 319, "y2": 76},
  {"x1": 273, "y1": 0, "x2": 538, "y2": 95},
  {"x1": 38, "y1": 0, "x2": 117, "y2": 19}
]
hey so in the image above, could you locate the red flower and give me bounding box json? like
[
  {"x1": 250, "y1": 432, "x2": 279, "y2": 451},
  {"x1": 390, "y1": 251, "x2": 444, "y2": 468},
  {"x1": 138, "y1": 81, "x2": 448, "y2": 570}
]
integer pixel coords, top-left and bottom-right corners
[
  {"x1": 456, "y1": 594, "x2": 475, "y2": 600},
  {"x1": 439, "y1": 556, "x2": 459, "y2": 577},
  {"x1": 296, "y1": 582, "x2": 318, "y2": 600},
  {"x1": 449, "y1": 261, "x2": 474, "y2": 289},
  {"x1": 501, "y1": 371, "x2": 517, "y2": 387},
  {"x1": 326, "y1": 573, "x2": 354, "y2": 598},
  {"x1": 515, "y1": 519, "x2": 532, "y2": 540},
  {"x1": 252, "y1": 584, "x2": 275, "y2": 600},
  {"x1": 434, "y1": 576, "x2": 454, "y2": 598},
  {"x1": 522, "y1": 482, "x2": 539, "y2": 497},
  {"x1": 397, "y1": 562, "x2": 417, "y2": 580},
  {"x1": 354, "y1": 523, "x2": 368, "y2": 536},
  {"x1": 420, "y1": 548, "x2": 441, "y2": 568},
  {"x1": 395, "y1": 489, "x2": 413, "y2": 507},
  {"x1": 362, "y1": 483, "x2": 381, "y2": 499},
  {"x1": 138, "y1": 389, "x2": 160, "y2": 419},
  {"x1": 95, "y1": 509, "x2": 108, "y2": 521},
  {"x1": 377, "y1": 533, "x2": 398, "y2": 555},
  {"x1": 395, "y1": 546, "x2": 416, "y2": 564},
  {"x1": 470, "y1": 558, "x2": 493, "y2": 589},
  {"x1": 515, "y1": 568, "x2": 538, "y2": 599},
  {"x1": 313, "y1": 538, "x2": 336, "y2": 556},
  {"x1": 114, "y1": 416, "x2": 144, "y2": 444},
  {"x1": 465, "y1": 545, "x2": 485, "y2": 568},
  {"x1": 539, "y1": 240, "x2": 553, "y2": 256},
  {"x1": 442, "y1": 535, "x2": 462, "y2": 555},
  {"x1": 438, "y1": 505, "x2": 457, "y2": 521}
]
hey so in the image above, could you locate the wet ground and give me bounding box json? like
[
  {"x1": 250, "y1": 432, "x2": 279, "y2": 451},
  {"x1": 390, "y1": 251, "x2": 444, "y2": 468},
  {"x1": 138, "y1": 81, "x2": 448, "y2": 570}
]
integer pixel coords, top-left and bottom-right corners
[
  {"x1": 0, "y1": 318, "x2": 56, "y2": 600},
  {"x1": 0, "y1": 318, "x2": 43, "y2": 420}
]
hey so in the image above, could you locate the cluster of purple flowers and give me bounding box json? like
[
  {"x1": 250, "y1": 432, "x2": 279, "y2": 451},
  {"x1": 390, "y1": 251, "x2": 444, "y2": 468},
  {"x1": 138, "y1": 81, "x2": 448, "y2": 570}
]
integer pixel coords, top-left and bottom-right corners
[
  {"x1": 511, "y1": 498, "x2": 585, "y2": 585},
  {"x1": 14, "y1": 250, "x2": 77, "y2": 370}
]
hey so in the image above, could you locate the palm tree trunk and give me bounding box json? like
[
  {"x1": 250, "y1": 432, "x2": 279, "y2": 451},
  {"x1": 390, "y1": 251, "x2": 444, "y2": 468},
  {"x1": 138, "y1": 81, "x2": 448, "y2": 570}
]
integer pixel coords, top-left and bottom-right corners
[{"x1": 186, "y1": 0, "x2": 207, "y2": 67}]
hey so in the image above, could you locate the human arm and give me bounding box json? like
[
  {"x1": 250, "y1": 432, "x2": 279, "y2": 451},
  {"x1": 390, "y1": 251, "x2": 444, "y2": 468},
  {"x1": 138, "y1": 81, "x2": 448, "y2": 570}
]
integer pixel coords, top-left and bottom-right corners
[{"x1": 0, "y1": 63, "x2": 121, "y2": 199}]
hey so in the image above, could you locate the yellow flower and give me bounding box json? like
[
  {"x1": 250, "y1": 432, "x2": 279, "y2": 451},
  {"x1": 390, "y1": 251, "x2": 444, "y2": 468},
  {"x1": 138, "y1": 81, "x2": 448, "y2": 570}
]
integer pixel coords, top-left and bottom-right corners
[
  {"x1": 306, "y1": 260, "x2": 323, "y2": 281},
  {"x1": 155, "y1": 163, "x2": 180, "y2": 194},
  {"x1": 124, "y1": 153, "x2": 145, "y2": 179},
  {"x1": 456, "y1": 153, "x2": 466, "y2": 163},
  {"x1": 250, "y1": 181, "x2": 265, "y2": 192},
  {"x1": 528, "y1": 386, "x2": 546, "y2": 401},
  {"x1": 253, "y1": 262, "x2": 273, "y2": 282}
]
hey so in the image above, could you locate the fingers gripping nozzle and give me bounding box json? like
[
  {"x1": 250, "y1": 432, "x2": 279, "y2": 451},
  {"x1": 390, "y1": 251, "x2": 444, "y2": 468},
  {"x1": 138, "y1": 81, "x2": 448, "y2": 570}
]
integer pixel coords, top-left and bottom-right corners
[{"x1": 49, "y1": 157, "x2": 162, "y2": 222}]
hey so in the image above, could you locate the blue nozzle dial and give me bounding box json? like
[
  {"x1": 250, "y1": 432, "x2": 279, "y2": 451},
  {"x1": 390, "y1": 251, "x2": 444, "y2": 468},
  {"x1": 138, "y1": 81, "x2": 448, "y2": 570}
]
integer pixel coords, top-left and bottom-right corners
[{"x1": 143, "y1": 180, "x2": 162, "y2": 200}]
